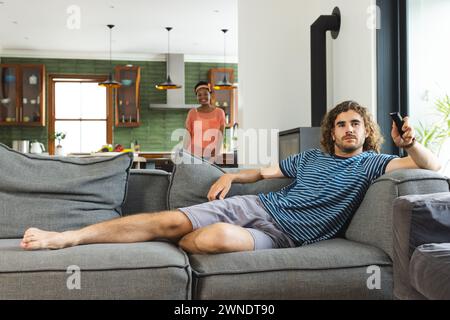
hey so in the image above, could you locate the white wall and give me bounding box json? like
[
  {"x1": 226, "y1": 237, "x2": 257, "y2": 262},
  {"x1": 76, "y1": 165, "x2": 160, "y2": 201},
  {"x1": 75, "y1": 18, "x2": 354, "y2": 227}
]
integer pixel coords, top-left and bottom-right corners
[
  {"x1": 322, "y1": 0, "x2": 378, "y2": 113},
  {"x1": 238, "y1": 0, "x2": 320, "y2": 132},
  {"x1": 238, "y1": 0, "x2": 376, "y2": 165}
]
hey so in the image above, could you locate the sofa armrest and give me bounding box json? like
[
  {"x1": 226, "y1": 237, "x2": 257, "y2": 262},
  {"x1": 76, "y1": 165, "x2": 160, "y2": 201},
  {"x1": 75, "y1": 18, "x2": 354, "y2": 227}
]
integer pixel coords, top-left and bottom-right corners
[
  {"x1": 393, "y1": 192, "x2": 450, "y2": 300},
  {"x1": 346, "y1": 169, "x2": 449, "y2": 261},
  {"x1": 122, "y1": 169, "x2": 171, "y2": 215}
]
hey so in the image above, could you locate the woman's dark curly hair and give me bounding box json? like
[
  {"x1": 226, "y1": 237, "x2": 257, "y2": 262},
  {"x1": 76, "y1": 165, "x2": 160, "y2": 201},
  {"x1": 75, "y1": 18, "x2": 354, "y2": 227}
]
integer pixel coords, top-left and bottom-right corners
[{"x1": 320, "y1": 101, "x2": 384, "y2": 154}]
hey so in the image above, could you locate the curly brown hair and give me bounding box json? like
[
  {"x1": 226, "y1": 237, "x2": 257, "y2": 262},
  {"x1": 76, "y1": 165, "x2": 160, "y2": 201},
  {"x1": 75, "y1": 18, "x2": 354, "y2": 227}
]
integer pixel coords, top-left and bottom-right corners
[{"x1": 320, "y1": 101, "x2": 384, "y2": 154}]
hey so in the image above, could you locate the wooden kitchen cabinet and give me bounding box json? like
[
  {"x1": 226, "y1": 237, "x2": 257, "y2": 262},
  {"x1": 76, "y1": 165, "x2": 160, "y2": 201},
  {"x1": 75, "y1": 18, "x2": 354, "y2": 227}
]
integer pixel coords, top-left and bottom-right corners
[
  {"x1": 115, "y1": 65, "x2": 141, "y2": 127},
  {"x1": 208, "y1": 68, "x2": 237, "y2": 128},
  {"x1": 0, "y1": 64, "x2": 45, "y2": 126}
]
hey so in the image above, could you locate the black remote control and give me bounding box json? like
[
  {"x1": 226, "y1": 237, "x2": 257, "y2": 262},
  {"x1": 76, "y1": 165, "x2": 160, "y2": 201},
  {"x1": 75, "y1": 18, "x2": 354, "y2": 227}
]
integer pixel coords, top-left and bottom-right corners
[{"x1": 390, "y1": 112, "x2": 405, "y2": 138}]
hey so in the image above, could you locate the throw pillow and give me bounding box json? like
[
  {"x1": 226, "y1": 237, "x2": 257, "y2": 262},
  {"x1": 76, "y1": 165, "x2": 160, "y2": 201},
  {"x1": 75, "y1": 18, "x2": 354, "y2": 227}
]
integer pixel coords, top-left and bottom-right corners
[
  {"x1": 167, "y1": 150, "x2": 292, "y2": 209},
  {"x1": 0, "y1": 143, "x2": 133, "y2": 238}
]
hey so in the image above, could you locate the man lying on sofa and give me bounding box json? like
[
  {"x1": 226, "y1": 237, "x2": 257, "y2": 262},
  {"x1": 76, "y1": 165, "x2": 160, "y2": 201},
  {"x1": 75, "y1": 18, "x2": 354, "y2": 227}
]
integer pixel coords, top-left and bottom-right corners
[{"x1": 20, "y1": 101, "x2": 441, "y2": 253}]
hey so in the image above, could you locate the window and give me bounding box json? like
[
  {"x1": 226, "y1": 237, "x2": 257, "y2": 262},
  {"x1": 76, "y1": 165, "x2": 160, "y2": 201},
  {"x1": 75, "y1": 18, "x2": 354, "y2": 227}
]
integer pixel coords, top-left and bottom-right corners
[
  {"x1": 407, "y1": 0, "x2": 450, "y2": 174},
  {"x1": 49, "y1": 75, "x2": 113, "y2": 155},
  {"x1": 376, "y1": 0, "x2": 408, "y2": 156},
  {"x1": 377, "y1": 0, "x2": 449, "y2": 174}
]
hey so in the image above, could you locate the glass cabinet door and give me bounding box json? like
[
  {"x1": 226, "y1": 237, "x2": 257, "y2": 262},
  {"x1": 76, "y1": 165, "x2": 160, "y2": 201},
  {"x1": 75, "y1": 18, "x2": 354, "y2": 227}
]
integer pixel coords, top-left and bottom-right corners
[
  {"x1": 0, "y1": 64, "x2": 45, "y2": 127},
  {"x1": 21, "y1": 65, "x2": 44, "y2": 124},
  {"x1": 0, "y1": 66, "x2": 19, "y2": 124},
  {"x1": 115, "y1": 66, "x2": 141, "y2": 127},
  {"x1": 208, "y1": 68, "x2": 237, "y2": 127}
]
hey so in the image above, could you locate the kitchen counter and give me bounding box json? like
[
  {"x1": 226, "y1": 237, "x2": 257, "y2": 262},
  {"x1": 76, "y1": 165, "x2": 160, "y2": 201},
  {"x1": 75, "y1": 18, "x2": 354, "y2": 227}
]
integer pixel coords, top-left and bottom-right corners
[
  {"x1": 137, "y1": 151, "x2": 238, "y2": 171},
  {"x1": 137, "y1": 152, "x2": 174, "y2": 159},
  {"x1": 66, "y1": 151, "x2": 237, "y2": 170}
]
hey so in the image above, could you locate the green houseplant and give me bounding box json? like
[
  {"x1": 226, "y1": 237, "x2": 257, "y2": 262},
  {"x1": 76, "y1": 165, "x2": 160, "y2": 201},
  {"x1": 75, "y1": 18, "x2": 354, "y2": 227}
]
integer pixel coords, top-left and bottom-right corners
[
  {"x1": 51, "y1": 131, "x2": 66, "y2": 156},
  {"x1": 53, "y1": 132, "x2": 66, "y2": 146},
  {"x1": 415, "y1": 95, "x2": 450, "y2": 156}
]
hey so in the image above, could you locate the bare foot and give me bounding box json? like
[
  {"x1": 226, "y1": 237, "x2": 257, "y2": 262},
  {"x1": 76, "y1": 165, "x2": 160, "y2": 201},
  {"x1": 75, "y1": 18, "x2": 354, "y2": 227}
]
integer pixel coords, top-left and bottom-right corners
[{"x1": 20, "y1": 228, "x2": 74, "y2": 250}]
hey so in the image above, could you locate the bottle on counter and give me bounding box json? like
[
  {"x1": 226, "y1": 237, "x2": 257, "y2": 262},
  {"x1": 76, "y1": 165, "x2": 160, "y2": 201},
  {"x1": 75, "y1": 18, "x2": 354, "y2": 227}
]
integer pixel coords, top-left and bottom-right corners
[{"x1": 133, "y1": 140, "x2": 140, "y2": 152}]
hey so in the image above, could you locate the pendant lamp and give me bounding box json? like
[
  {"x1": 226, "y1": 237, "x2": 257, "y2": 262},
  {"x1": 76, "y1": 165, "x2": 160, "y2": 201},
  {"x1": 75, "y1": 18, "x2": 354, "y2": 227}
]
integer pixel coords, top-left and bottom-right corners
[
  {"x1": 213, "y1": 29, "x2": 236, "y2": 90},
  {"x1": 155, "y1": 27, "x2": 182, "y2": 90},
  {"x1": 99, "y1": 24, "x2": 121, "y2": 88}
]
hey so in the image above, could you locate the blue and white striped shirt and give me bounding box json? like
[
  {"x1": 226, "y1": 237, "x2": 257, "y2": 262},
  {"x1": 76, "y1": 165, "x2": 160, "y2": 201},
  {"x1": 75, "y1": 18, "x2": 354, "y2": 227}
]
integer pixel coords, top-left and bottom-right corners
[{"x1": 258, "y1": 149, "x2": 397, "y2": 246}]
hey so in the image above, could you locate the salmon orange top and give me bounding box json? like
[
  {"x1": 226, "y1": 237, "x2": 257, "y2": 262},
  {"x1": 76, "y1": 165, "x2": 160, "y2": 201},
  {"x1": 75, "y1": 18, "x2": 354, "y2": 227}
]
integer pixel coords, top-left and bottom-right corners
[{"x1": 185, "y1": 107, "x2": 226, "y2": 157}]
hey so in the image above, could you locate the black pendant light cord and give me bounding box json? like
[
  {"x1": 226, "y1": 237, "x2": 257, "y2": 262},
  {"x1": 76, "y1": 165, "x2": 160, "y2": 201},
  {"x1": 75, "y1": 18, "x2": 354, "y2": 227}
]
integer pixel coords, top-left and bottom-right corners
[
  {"x1": 108, "y1": 24, "x2": 114, "y2": 73},
  {"x1": 166, "y1": 27, "x2": 172, "y2": 81},
  {"x1": 222, "y1": 29, "x2": 228, "y2": 82}
]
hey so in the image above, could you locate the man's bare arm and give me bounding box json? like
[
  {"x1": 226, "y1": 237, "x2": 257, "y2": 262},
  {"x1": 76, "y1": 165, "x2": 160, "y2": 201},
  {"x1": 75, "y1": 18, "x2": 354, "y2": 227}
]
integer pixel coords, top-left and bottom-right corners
[
  {"x1": 386, "y1": 117, "x2": 441, "y2": 173},
  {"x1": 207, "y1": 165, "x2": 285, "y2": 201},
  {"x1": 386, "y1": 142, "x2": 441, "y2": 172},
  {"x1": 232, "y1": 165, "x2": 285, "y2": 183}
]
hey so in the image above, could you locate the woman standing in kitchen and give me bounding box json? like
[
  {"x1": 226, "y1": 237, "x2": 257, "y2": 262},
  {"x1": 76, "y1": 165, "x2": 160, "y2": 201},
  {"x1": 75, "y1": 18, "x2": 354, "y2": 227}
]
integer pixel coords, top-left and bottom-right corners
[{"x1": 184, "y1": 81, "x2": 226, "y2": 162}]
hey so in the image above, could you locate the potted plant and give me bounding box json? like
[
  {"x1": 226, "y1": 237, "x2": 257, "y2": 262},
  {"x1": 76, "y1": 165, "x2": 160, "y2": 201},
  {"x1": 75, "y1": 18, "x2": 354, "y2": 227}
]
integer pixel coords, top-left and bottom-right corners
[
  {"x1": 415, "y1": 95, "x2": 450, "y2": 173},
  {"x1": 52, "y1": 131, "x2": 66, "y2": 156}
]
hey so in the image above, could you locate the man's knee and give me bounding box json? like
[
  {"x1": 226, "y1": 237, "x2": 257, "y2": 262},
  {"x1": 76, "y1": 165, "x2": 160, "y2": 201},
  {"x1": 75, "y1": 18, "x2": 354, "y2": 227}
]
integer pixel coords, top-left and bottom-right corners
[
  {"x1": 179, "y1": 223, "x2": 244, "y2": 254},
  {"x1": 158, "y1": 210, "x2": 192, "y2": 237}
]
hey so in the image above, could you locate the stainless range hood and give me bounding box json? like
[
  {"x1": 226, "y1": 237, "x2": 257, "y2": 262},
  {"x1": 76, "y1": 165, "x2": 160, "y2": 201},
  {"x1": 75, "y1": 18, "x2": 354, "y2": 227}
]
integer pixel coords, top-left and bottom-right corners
[{"x1": 149, "y1": 54, "x2": 198, "y2": 109}]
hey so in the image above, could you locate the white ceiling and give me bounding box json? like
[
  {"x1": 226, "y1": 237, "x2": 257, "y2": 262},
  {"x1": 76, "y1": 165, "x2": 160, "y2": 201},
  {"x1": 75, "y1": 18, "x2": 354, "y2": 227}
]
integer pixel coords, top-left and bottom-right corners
[{"x1": 0, "y1": 0, "x2": 238, "y2": 62}]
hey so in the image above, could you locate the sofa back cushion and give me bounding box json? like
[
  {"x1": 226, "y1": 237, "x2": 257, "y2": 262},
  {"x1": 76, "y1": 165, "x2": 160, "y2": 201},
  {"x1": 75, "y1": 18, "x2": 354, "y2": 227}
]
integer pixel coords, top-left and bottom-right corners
[
  {"x1": 345, "y1": 169, "x2": 450, "y2": 260},
  {"x1": 122, "y1": 169, "x2": 171, "y2": 215},
  {"x1": 167, "y1": 151, "x2": 292, "y2": 209},
  {"x1": 0, "y1": 143, "x2": 133, "y2": 238}
]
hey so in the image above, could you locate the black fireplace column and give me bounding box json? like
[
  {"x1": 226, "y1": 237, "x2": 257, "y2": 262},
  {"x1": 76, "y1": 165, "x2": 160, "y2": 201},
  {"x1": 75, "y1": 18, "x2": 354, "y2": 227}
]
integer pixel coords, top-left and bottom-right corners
[{"x1": 310, "y1": 7, "x2": 341, "y2": 127}]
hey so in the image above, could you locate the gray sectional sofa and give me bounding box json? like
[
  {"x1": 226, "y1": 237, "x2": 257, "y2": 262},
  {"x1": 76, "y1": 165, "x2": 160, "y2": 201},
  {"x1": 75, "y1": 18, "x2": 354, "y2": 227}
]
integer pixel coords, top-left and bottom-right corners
[{"x1": 0, "y1": 143, "x2": 449, "y2": 300}]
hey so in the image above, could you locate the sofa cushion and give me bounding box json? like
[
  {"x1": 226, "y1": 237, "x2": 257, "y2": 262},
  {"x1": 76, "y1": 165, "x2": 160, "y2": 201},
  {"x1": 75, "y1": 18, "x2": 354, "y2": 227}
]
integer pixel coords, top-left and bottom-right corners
[
  {"x1": 189, "y1": 238, "x2": 392, "y2": 300},
  {"x1": 0, "y1": 143, "x2": 133, "y2": 238},
  {"x1": 410, "y1": 243, "x2": 450, "y2": 300},
  {"x1": 0, "y1": 239, "x2": 191, "y2": 299},
  {"x1": 167, "y1": 150, "x2": 292, "y2": 209},
  {"x1": 346, "y1": 169, "x2": 450, "y2": 260}
]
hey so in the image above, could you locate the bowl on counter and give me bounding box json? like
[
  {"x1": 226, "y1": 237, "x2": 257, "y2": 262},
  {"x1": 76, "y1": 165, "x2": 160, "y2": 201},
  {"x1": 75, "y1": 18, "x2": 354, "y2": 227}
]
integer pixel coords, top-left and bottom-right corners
[{"x1": 121, "y1": 79, "x2": 133, "y2": 86}]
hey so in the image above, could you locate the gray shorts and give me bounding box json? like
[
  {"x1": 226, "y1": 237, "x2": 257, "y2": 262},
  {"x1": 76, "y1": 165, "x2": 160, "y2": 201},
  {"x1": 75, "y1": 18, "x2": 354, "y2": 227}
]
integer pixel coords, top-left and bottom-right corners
[{"x1": 178, "y1": 195, "x2": 296, "y2": 250}]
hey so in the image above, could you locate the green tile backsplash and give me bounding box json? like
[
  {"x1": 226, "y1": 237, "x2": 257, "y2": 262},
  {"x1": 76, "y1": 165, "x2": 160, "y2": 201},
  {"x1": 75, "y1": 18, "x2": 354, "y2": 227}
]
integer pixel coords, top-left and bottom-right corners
[{"x1": 0, "y1": 57, "x2": 237, "y2": 151}]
